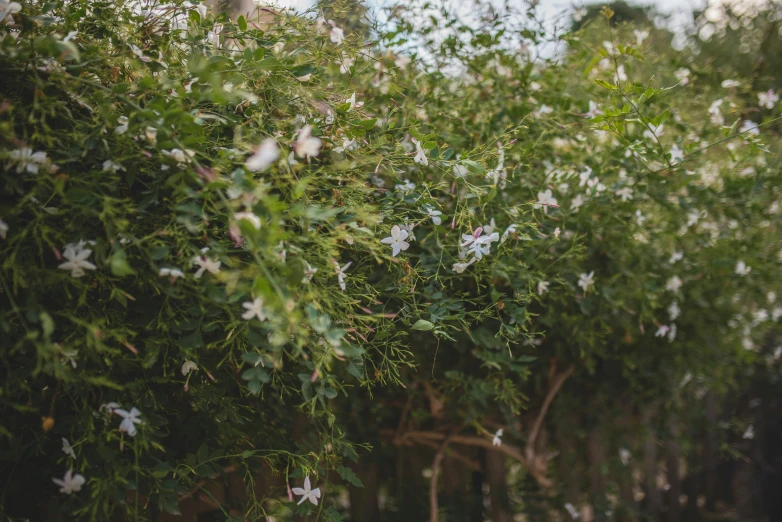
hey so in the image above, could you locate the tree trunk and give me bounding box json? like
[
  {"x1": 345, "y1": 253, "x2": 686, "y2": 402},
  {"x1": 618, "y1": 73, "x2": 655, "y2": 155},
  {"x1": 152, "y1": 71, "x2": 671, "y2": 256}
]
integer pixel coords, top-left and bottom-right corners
[
  {"x1": 704, "y1": 392, "x2": 718, "y2": 511},
  {"x1": 641, "y1": 408, "x2": 661, "y2": 517},
  {"x1": 349, "y1": 460, "x2": 380, "y2": 522},
  {"x1": 486, "y1": 449, "x2": 513, "y2": 522},
  {"x1": 665, "y1": 417, "x2": 681, "y2": 522},
  {"x1": 588, "y1": 424, "x2": 607, "y2": 520}
]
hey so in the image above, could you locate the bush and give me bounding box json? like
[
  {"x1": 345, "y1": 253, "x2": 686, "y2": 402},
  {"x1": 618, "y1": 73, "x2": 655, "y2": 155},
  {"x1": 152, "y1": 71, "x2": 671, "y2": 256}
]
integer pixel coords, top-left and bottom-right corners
[{"x1": 0, "y1": 0, "x2": 780, "y2": 520}]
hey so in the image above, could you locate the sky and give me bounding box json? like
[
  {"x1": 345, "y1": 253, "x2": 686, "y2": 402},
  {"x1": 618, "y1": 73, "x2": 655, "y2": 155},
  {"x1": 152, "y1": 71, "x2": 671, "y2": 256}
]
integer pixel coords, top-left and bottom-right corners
[{"x1": 265, "y1": 0, "x2": 711, "y2": 23}]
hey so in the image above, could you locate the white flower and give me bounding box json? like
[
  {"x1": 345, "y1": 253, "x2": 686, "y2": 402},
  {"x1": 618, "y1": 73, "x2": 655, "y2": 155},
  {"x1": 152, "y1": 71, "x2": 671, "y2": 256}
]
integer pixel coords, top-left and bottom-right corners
[
  {"x1": 293, "y1": 476, "x2": 321, "y2": 506},
  {"x1": 60, "y1": 348, "x2": 78, "y2": 368},
  {"x1": 424, "y1": 206, "x2": 442, "y2": 225},
  {"x1": 537, "y1": 281, "x2": 549, "y2": 295},
  {"x1": 8, "y1": 148, "x2": 48, "y2": 174},
  {"x1": 578, "y1": 167, "x2": 592, "y2": 187},
  {"x1": 144, "y1": 126, "x2": 157, "y2": 144},
  {"x1": 328, "y1": 21, "x2": 344, "y2": 45},
  {"x1": 293, "y1": 126, "x2": 322, "y2": 159},
  {"x1": 453, "y1": 163, "x2": 469, "y2": 178},
  {"x1": 740, "y1": 120, "x2": 760, "y2": 136},
  {"x1": 114, "y1": 407, "x2": 142, "y2": 437},
  {"x1": 735, "y1": 261, "x2": 751, "y2": 276},
  {"x1": 578, "y1": 271, "x2": 595, "y2": 293},
  {"x1": 534, "y1": 189, "x2": 558, "y2": 214},
  {"x1": 585, "y1": 100, "x2": 601, "y2": 118},
  {"x1": 655, "y1": 325, "x2": 670, "y2": 338},
  {"x1": 339, "y1": 55, "x2": 354, "y2": 74},
  {"x1": 669, "y1": 252, "x2": 683, "y2": 264},
  {"x1": 665, "y1": 276, "x2": 683, "y2": 293},
  {"x1": 161, "y1": 148, "x2": 194, "y2": 166},
  {"x1": 333, "y1": 260, "x2": 351, "y2": 292},
  {"x1": 345, "y1": 92, "x2": 363, "y2": 110},
  {"x1": 193, "y1": 256, "x2": 221, "y2": 279},
  {"x1": 464, "y1": 230, "x2": 499, "y2": 260},
  {"x1": 570, "y1": 194, "x2": 585, "y2": 213},
  {"x1": 0, "y1": 218, "x2": 7, "y2": 240},
  {"x1": 235, "y1": 211, "x2": 262, "y2": 230},
  {"x1": 721, "y1": 79, "x2": 740, "y2": 88},
  {"x1": 181, "y1": 360, "x2": 198, "y2": 376},
  {"x1": 62, "y1": 438, "x2": 76, "y2": 459},
  {"x1": 768, "y1": 291, "x2": 777, "y2": 304},
  {"x1": 708, "y1": 99, "x2": 724, "y2": 126},
  {"x1": 565, "y1": 502, "x2": 580, "y2": 519},
  {"x1": 58, "y1": 244, "x2": 97, "y2": 278},
  {"x1": 614, "y1": 64, "x2": 627, "y2": 82},
  {"x1": 633, "y1": 29, "x2": 649, "y2": 46},
  {"x1": 158, "y1": 267, "x2": 184, "y2": 279},
  {"x1": 381, "y1": 225, "x2": 410, "y2": 257},
  {"x1": 245, "y1": 138, "x2": 279, "y2": 172},
  {"x1": 100, "y1": 402, "x2": 120, "y2": 415},
  {"x1": 619, "y1": 448, "x2": 630, "y2": 466},
  {"x1": 302, "y1": 262, "x2": 318, "y2": 283},
  {"x1": 743, "y1": 425, "x2": 754, "y2": 440},
  {"x1": 102, "y1": 160, "x2": 125, "y2": 173},
  {"x1": 52, "y1": 470, "x2": 85, "y2": 495},
  {"x1": 396, "y1": 179, "x2": 416, "y2": 195},
  {"x1": 1, "y1": 0, "x2": 21, "y2": 24},
  {"x1": 242, "y1": 298, "x2": 267, "y2": 322},
  {"x1": 674, "y1": 68, "x2": 690, "y2": 85},
  {"x1": 492, "y1": 428, "x2": 503, "y2": 447},
  {"x1": 669, "y1": 144, "x2": 684, "y2": 163},
  {"x1": 668, "y1": 301, "x2": 680, "y2": 321},
  {"x1": 758, "y1": 89, "x2": 779, "y2": 110},
  {"x1": 643, "y1": 124, "x2": 664, "y2": 140},
  {"x1": 486, "y1": 142, "x2": 506, "y2": 185},
  {"x1": 334, "y1": 137, "x2": 358, "y2": 153},
  {"x1": 501, "y1": 224, "x2": 517, "y2": 243},
  {"x1": 554, "y1": 227, "x2": 561, "y2": 238},
  {"x1": 452, "y1": 258, "x2": 476, "y2": 273},
  {"x1": 615, "y1": 187, "x2": 633, "y2": 202},
  {"x1": 115, "y1": 116, "x2": 129, "y2": 134},
  {"x1": 412, "y1": 138, "x2": 428, "y2": 166}
]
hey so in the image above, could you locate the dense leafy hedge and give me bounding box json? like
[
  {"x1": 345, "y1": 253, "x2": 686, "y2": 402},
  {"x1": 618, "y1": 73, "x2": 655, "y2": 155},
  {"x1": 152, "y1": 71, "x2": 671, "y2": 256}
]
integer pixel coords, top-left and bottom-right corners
[{"x1": 1, "y1": 0, "x2": 780, "y2": 520}]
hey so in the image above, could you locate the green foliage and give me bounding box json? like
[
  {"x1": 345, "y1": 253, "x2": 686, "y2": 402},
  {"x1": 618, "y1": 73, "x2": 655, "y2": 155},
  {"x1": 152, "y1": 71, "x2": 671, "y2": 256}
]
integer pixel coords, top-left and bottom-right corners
[{"x1": 0, "y1": 0, "x2": 781, "y2": 520}]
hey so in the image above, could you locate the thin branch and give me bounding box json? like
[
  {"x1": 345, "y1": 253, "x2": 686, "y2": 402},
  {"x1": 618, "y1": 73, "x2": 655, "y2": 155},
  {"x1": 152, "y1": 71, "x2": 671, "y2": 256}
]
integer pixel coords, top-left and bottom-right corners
[
  {"x1": 429, "y1": 430, "x2": 457, "y2": 522},
  {"x1": 394, "y1": 393, "x2": 414, "y2": 440},
  {"x1": 387, "y1": 429, "x2": 553, "y2": 488},
  {"x1": 415, "y1": 438, "x2": 481, "y2": 472},
  {"x1": 526, "y1": 365, "x2": 575, "y2": 455}
]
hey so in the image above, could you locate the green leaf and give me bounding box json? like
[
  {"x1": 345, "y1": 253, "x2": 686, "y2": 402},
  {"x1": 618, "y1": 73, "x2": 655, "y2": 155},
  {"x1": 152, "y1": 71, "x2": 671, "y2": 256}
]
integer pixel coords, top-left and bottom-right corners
[
  {"x1": 111, "y1": 250, "x2": 136, "y2": 277},
  {"x1": 411, "y1": 319, "x2": 434, "y2": 331},
  {"x1": 461, "y1": 160, "x2": 484, "y2": 174},
  {"x1": 237, "y1": 15, "x2": 247, "y2": 31},
  {"x1": 358, "y1": 118, "x2": 377, "y2": 129},
  {"x1": 304, "y1": 206, "x2": 343, "y2": 221},
  {"x1": 337, "y1": 465, "x2": 364, "y2": 487}
]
